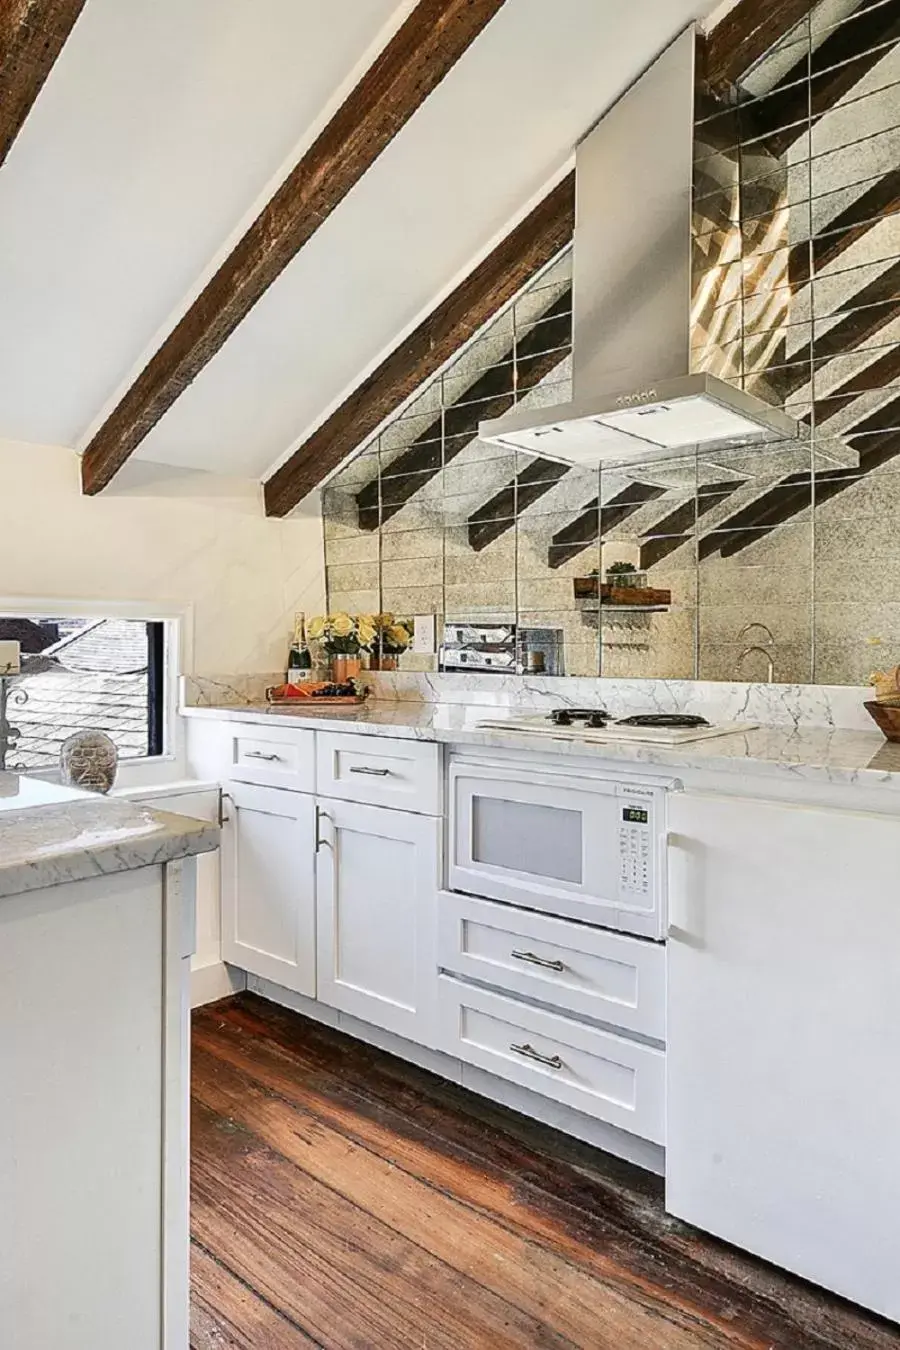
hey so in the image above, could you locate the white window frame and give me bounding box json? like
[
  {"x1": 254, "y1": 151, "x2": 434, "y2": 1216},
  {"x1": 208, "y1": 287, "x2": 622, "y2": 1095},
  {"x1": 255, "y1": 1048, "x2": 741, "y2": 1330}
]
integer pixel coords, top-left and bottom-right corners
[{"x1": 0, "y1": 596, "x2": 192, "y2": 787}]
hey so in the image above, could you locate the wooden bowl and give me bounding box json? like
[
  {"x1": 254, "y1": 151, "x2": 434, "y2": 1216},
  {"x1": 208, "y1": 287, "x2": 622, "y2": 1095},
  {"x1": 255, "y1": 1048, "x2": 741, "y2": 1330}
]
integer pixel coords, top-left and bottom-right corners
[{"x1": 864, "y1": 700, "x2": 900, "y2": 742}]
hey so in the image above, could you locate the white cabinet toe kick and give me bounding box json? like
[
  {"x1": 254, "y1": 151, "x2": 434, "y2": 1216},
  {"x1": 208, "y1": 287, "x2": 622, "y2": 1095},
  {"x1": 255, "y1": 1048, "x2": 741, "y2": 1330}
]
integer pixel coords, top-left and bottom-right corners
[{"x1": 187, "y1": 716, "x2": 900, "y2": 1324}]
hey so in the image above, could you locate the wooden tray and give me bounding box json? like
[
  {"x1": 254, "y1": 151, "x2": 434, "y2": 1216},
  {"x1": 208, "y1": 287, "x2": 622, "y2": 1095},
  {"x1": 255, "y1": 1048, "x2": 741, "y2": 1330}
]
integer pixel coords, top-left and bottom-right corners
[{"x1": 266, "y1": 694, "x2": 366, "y2": 707}]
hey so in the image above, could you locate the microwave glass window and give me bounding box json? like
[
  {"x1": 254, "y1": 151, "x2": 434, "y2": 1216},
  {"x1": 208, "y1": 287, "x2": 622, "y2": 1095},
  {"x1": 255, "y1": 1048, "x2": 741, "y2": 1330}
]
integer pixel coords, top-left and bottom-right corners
[{"x1": 471, "y1": 795, "x2": 583, "y2": 884}]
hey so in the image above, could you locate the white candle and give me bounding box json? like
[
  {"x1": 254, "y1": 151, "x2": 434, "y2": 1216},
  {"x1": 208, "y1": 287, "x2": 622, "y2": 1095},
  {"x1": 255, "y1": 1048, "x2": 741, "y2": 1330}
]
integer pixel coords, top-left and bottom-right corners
[{"x1": 0, "y1": 640, "x2": 21, "y2": 675}]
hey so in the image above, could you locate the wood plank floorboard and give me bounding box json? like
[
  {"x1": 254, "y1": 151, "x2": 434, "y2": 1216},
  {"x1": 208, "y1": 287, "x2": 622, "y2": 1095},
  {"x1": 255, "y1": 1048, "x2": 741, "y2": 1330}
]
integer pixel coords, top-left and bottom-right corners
[{"x1": 190, "y1": 993, "x2": 900, "y2": 1350}]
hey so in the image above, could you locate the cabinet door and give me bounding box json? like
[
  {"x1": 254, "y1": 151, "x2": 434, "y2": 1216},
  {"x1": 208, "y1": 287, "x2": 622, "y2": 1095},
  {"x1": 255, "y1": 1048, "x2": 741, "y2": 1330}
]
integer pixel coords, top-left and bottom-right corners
[
  {"x1": 666, "y1": 791, "x2": 900, "y2": 1322},
  {"x1": 316, "y1": 799, "x2": 440, "y2": 1043},
  {"x1": 221, "y1": 782, "x2": 316, "y2": 996}
]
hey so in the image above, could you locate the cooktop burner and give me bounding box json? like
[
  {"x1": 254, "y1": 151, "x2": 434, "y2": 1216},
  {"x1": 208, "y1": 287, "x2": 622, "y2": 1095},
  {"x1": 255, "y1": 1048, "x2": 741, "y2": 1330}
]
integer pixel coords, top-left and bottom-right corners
[
  {"x1": 478, "y1": 711, "x2": 758, "y2": 744},
  {"x1": 546, "y1": 710, "x2": 710, "y2": 729},
  {"x1": 548, "y1": 708, "x2": 610, "y2": 727},
  {"x1": 617, "y1": 714, "x2": 711, "y2": 729}
]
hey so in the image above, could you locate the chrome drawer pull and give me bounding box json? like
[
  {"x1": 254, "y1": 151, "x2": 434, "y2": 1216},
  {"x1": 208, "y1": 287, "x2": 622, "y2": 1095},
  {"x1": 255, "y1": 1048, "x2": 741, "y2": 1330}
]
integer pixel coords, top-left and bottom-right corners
[
  {"x1": 349, "y1": 766, "x2": 391, "y2": 776},
  {"x1": 511, "y1": 949, "x2": 566, "y2": 972},
  {"x1": 245, "y1": 750, "x2": 282, "y2": 762},
  {"x1": 510, "y1": 1042, "x2": 563, "y2": 1070}
]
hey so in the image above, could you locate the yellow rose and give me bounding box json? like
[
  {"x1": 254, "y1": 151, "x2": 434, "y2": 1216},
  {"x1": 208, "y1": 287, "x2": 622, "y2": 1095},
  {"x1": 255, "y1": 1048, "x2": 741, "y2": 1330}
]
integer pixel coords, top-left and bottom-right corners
[
  {"x1": 307, "y1": 616, "x2": 326, "y2": 642},
  {"x1": 387, "y1": 624, "x2": 411, "y2": 650},
  {"x1": 357, "y1": 620, "x2": 377, "y2": 649},
  {"x1": 375, "y1": 612, "x2": 394, "y2": 629},
  {"x1": 330, "y1": 612, "x2": 354, "y2": 638}
]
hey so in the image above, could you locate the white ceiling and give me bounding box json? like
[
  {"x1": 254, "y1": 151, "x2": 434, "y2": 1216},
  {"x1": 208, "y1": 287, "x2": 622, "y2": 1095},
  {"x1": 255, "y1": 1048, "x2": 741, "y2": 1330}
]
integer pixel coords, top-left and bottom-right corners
[
  {"x1": 0, "y1": 0, "x2": 720, "y2": 487},
  {"x1": 0, "y1": 0, "x2": 409, "y2": 447}
]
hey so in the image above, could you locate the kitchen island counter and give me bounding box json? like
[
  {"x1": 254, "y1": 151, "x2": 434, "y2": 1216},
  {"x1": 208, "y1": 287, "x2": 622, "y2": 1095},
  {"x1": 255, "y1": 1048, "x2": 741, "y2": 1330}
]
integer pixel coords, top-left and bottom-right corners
[{"x1": 0, "y1": 771, "x2": 219, "y2": 898}]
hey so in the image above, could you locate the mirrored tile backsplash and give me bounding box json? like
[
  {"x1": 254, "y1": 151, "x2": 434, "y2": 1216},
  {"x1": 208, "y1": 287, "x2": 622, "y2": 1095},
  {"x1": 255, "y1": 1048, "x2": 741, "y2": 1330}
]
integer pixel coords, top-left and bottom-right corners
[{"x1": 324, "y1": 4, "x2": 900, "y2": 685}]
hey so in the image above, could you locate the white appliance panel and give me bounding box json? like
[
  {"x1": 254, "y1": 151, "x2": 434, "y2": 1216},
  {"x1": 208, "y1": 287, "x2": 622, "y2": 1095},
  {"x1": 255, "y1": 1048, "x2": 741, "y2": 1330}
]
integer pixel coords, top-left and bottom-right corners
[{"x1": 449, "y1": 759, "x2": 667, "y2": 939}]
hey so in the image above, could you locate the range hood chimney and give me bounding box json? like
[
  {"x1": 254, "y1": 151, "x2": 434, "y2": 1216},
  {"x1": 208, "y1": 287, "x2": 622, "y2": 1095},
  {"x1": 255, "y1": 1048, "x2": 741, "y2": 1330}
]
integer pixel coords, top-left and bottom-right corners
[{"x1": 480, "y1": 27, "x2": 798, "y2": 467}]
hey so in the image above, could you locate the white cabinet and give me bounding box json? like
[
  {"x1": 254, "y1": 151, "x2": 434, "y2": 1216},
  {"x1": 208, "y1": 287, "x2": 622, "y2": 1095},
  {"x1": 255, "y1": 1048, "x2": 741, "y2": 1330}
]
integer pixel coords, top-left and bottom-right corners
[
  {"x1": 438, "y1": 891, "x2": 665, "y2": 1039},
  {"x1": 316, "y1": 798, "x2": 440, "y2": 1042},
  {"x1": 0, "y1": 861, "x2": 194, "y2": 1350},
  {"x1": 221, "y1": 782, "x2": 316, "y2": 996},
  {"x1": 666, "y1": 791, "x2": 900, "y2": 1323},
  {"x1": 438, "y1": 977, "x2": 665, "y2": 1142},
  {"x1": 316, "y1": 732, "x2": 441, "y2": 814}
]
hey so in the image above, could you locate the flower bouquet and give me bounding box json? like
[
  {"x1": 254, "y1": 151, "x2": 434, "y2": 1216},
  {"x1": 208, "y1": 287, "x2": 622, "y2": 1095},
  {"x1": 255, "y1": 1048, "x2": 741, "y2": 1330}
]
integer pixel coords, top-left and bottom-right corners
[
  {"x1": 307, "y1": 612, "x2": 376, "y2": 683},
  {"x1": 370, "y1": 614, "x2": 414, "y2": 670}
]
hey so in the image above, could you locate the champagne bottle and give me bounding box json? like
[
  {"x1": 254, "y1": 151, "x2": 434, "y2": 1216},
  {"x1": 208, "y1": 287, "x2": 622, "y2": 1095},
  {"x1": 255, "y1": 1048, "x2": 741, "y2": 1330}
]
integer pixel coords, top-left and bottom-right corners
[{"x1": 287, "y1": 613, "x2": 313, "y2": 686}]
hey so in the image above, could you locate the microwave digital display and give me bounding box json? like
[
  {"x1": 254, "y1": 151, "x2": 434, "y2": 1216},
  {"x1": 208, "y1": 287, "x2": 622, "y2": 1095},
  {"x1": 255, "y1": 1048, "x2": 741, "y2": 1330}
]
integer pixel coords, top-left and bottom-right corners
[{"x1": 622, "y1": 806, "x2": 649, "y2": 824}]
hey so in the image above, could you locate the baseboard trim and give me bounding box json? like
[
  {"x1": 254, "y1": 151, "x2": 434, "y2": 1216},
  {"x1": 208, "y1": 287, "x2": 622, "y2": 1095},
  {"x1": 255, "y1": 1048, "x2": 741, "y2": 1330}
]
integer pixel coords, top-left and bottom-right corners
[
  {"x1": 191, "y1": 961, "x2": 246, "y2": 1008},
  {"x1": 246, "y1": 974, "x2": 664, "y2": 1176}
]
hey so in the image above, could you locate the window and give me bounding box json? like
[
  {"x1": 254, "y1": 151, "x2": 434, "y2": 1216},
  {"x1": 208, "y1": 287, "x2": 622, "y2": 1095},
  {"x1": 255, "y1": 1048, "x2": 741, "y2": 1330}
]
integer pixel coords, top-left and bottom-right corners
[{"x1": 0, "y1": 616, "x2": 166, "y2": 771}]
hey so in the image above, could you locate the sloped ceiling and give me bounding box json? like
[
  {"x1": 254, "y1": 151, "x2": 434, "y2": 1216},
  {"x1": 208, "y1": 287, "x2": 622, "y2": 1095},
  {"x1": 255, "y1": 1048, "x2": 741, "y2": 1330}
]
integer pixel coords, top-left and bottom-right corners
[
  {"x1": 0, "y1": 0, "x2": 409, "y2": 448},
  {"x1": 0, "y1": 0, "x2": 718, "y2": 481}
]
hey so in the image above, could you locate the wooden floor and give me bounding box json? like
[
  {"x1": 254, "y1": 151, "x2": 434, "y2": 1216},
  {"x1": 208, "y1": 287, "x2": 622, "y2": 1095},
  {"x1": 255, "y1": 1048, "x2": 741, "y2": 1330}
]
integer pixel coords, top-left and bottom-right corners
[{"x1": 190, "y1": 994, "x2": 900, "y2": 1350}]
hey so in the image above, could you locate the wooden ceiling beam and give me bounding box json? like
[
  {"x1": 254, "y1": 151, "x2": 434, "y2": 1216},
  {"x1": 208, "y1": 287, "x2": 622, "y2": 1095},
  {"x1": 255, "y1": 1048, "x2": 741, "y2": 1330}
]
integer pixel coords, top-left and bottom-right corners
[
  {"x1": 638, "y1": 481, "x2": 745, "y2": 570},
  {"x1": 352, "y1": 286, "x2": 572, "y2": 532},
  {"x1": 468, "y1": 458, "x2": 569, "y2": 552},
  {"x1": 788, "y1": 167, "x2": 900, "y2": 289},
  {"x1": 0, "y1": 0, "x2": 86, "y2": 168},
  {"x1": 698, "y1": 377, "x2": 900, "y2": 559},
  {"x1": 547, "y1": 484, "x2": 666, "y2": 571},
  {"x1": 699, "y1": 0, "x2": 814, "y2": 95},
  {"x1": 266, "y1": 173, "x2": 575, "y2": 516},
  {"x1": 267, "y1": 0, "x2": 820, "y2": 518},
  {"x1": 747, "y1": 0, "x2": 900, "y2": 156},
  {"x1": 80, "y1": 0, "x2": 508, "y2": 496}
]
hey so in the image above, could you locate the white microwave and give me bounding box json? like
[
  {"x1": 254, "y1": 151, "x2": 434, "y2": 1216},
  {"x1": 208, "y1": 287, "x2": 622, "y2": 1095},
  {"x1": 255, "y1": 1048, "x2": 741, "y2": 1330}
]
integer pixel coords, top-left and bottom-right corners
[{"x1": 448, "y1": 754, "x2": 671, "y2": 940}]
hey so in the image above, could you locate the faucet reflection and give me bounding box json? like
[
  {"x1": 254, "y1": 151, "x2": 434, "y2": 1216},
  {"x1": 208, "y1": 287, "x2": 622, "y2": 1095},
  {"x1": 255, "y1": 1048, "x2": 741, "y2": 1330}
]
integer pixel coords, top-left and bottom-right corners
[{"x1": 736, "y1": 645, "x2": 776, "y2": 683}]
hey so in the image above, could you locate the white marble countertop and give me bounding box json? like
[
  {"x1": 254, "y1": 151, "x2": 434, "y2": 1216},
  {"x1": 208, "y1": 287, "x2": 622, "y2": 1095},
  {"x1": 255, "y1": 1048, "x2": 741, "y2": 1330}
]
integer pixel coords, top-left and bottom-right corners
[
  {"x1": 0, "y1": 772, "x2": 219, "y2": 899},
  {"x1": 181, "y1": 701, "x2": 900, "y2": 796}
]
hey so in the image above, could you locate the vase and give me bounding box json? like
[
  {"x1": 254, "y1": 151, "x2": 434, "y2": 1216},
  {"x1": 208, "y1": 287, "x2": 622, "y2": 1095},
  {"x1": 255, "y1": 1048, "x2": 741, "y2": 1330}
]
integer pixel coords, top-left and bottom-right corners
[
  {"x1": 369, "y1": 654, "x2": 398, "y2": 672},
  {"x1": 331, "y1": 654, "x2": 362, "y2": 684}
]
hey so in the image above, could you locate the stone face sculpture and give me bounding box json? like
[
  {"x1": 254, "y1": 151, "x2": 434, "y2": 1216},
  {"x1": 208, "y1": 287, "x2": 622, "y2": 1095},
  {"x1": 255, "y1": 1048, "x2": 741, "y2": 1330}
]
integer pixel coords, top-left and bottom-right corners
[{"x1": 60, "y1": 730, "x2": 119, "y2": 794}]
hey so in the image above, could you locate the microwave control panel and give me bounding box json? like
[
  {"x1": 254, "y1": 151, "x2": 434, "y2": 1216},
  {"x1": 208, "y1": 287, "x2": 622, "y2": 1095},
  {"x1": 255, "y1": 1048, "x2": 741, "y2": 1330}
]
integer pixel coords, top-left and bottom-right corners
[{"x1": 617, "y1": 799, "x2": 653, "y2": 898}]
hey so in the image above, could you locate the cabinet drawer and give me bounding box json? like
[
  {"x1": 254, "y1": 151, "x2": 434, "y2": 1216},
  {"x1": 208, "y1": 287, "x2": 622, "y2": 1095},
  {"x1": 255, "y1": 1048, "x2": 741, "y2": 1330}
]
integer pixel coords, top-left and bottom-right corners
[
  {"x1": 316, "y1": 733, "x2": 441, "y2": 814},
  {"x1": 438, "y1": 978, "x2": 665, "y2": 1143},
  {"x1": 224, "y1": 724, "x2": 315, "y2": 791},
  {"x1": 438, "y1": 893, "x2": 665, "y2": 1040}
]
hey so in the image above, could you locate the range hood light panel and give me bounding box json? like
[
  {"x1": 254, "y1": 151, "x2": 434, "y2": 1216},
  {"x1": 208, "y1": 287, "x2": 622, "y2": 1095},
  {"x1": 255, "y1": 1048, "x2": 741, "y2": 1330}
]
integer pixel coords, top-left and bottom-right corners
[
  {"x1": 597, "y1": 395, "x2": 771, "y2": 448},
  {"x1": 493, "y1": 418, "x2": 651, "y2": 465}
]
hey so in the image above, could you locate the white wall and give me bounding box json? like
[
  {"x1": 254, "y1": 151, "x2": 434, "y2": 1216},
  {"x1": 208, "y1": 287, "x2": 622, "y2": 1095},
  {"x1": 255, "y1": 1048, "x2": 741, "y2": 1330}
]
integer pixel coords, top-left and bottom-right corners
[{"x1": 0, "y1": 439, "x2": 325, "y2": 674}]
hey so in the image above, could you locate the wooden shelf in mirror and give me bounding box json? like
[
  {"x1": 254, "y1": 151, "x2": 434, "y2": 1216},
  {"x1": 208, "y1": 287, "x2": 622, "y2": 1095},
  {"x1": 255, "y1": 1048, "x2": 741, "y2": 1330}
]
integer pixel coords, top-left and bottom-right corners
[{"x1": 574, "y1": 578, "x2": 672, "y2": 611}]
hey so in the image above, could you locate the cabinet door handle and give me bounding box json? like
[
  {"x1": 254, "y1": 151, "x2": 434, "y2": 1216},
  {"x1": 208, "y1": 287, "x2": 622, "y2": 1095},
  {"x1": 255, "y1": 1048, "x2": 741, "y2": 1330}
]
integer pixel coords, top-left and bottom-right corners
[
  {"x1": 245, "y1": 750, "x2": 282, "y2": 762},
  {"x1": 511, "y1": 949, "x2": 566, "y2": 972},
  {"x1": 509, "y1": 1042, "x2": 563, "y2": 1070},
  {"x1": 315, "y1": 806, "x2": 332, "y2": 853},
  {"x1": 219, "y1": 791, "x2": 232, "y2": 826},
  {"x1": 349, "y1": 766, "x2": 391, "y2": 776}
]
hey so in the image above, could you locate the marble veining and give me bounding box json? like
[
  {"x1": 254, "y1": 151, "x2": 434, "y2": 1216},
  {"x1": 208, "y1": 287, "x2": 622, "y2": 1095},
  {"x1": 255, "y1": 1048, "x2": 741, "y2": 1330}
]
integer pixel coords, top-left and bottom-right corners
[
  {"x1": 187, "y1": 671, "x2": 875, "y2": 731},
  {"x1": 362, "y1": 673, "x2": 875, "y2": 733},
  {"x1": 182, "y1": 673, "x2": 283, "y2": 708},
  {"x1": 181, "y1": 700, "x2": 900, "y2": 796},
  {"x1": 0, "y1": 773, "x2": 219, "y2": 899}
]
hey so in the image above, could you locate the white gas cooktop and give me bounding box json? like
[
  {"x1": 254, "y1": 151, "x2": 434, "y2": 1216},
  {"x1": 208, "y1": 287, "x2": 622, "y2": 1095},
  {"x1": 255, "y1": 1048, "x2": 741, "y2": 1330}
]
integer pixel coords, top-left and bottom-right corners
[{"x1": 476, "y1": 713, "x2": 759, "y2": 746}]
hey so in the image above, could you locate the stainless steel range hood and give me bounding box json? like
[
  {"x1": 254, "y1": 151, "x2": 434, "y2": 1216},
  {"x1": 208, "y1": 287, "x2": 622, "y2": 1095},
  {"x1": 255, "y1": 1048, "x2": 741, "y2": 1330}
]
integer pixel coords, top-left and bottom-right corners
[{"x1": 480, "y1": 27, "x2": 799, "y2": 467}]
